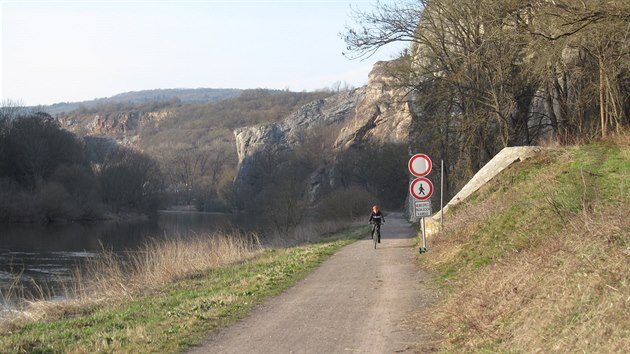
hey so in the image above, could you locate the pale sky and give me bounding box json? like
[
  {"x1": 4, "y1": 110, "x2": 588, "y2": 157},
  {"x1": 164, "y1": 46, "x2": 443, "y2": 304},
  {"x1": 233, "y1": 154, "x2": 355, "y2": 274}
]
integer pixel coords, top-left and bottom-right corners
[{"x1": 1, "y1": 0, "x2": 406, "y2": 106}]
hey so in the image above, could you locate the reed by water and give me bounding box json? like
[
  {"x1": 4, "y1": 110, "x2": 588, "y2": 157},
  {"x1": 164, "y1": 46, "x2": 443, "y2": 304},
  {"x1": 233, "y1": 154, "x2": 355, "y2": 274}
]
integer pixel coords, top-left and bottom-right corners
[
  {"x1": 0, "y1": 219, "x2": 353, "y2": 331},
  {"x1": 0, "y1": 231, "x2": 262, "y2": 329}
]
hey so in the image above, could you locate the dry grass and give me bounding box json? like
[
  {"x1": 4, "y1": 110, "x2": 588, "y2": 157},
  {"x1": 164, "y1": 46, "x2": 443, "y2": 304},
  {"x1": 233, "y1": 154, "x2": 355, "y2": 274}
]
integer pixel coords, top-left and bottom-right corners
[
  {"x1": 76, "y1": 231, "x2": 262, "y2": 300},
  {"x1": 609, "y1": 130, "x2": 630, "y2": 147},
  {"x1": 422, "y1": 141, "x2": 630, "y2": 353},
  {"x1": 1, "y1": 231, "x2": 262, "y2": 330},
  {"x1": 430, "y1": 206, "x2": 630, "y2": 353},
  {"x1": 508, "y1": 208, "x2": 630, "y2": 352},
  {"x1": 264, "y1": 219, "x2": 362, "y2": 248},
  {"x1": 1, "y1": 218, "x2": 359, "y2": 332}
]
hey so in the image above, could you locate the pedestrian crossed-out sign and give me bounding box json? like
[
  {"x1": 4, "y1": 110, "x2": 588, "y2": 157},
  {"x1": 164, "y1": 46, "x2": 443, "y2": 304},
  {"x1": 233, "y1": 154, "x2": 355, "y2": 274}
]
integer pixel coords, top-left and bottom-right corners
[{"x1": 410, "y1": 177, "x2": 433, "y2": 200}]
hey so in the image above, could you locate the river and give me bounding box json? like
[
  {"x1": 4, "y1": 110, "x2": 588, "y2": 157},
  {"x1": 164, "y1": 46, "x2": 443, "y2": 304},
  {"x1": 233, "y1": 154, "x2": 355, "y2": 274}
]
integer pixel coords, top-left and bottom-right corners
[{"x1": 0, "y1": 210, "x2": 249, "y2": 314}]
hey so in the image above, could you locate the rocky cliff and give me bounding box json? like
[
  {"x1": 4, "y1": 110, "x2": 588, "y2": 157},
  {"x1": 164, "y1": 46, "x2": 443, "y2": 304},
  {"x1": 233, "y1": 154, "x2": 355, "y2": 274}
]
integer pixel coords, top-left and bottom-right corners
[
  {"x1": 58, "y1": 110, "x2": 173, "y2": 148},
  {"x1": 233, "y1": 88, "x2": 366, "y2": 166},
  {"x1": 232, "y1": 88, "x2": 365, "y2": 200},
  {"x1": 335, "y1": 60, "x2": 412, "y2": 148},
  {"x1": 233, "y1": 60, "x2": 414, "y2": 201},
  {"x1": 234, "y1": 60, "x2": 412, "y2": 168}
]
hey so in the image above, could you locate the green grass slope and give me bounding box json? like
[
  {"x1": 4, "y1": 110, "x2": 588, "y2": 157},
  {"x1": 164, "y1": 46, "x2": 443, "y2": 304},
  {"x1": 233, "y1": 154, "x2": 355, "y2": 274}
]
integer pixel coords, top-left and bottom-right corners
[{"x1": 423, "y1": 137, "x2": 630, "y2": 353}]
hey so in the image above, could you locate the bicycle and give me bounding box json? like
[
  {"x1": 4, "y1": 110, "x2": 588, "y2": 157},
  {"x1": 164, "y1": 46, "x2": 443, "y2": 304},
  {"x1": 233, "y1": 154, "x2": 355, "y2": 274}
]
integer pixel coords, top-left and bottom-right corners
[{"x1": 370, "y1": 221, "x2": 382, "y2": 249}]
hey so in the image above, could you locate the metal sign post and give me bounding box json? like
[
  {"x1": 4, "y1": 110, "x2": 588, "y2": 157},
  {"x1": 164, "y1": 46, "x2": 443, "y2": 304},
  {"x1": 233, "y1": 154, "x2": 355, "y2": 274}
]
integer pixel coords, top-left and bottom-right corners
[
  {"x1": 422, "y1": 217, "x2": 427, "y2": 250},
  {"x1": 408, "y1": 153, "x2": 432, "y2": 254},
  {"x1": 441, "y1": 159, "x2": 444, "y2": 230}
]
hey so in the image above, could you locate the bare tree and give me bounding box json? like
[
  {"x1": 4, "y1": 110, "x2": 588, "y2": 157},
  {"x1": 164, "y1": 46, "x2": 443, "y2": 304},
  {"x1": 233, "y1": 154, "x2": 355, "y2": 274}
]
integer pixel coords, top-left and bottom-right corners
[
  {"x1": 344, "y1": 0, "x2": 630, "y2": 191},
  {"x1": 99, "y1": 147, "x2": 164, "y2": 213},
  {"x1": 159, "y1": 147, "x2": 219, "y2": 204},
  {"x1": 517, "y1": 0, "x2": 630, "y2": 139},
  {"x1": 345, "y1": 0, "x2": 535, "y2": 180}
]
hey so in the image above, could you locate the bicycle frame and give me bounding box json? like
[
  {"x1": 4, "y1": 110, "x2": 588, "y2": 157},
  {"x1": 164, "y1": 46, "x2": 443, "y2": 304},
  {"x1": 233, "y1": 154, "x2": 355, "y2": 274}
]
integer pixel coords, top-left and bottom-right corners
[{"x1": 371, "y1": 222, "x2": 381, "y2": 249}]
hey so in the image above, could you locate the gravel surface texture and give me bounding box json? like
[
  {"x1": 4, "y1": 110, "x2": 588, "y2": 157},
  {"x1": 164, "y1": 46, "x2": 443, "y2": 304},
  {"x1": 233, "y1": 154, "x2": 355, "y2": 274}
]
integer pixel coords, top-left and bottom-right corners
[{"x1": 188, "y1": 212, "x2": 438, "y2": 354}]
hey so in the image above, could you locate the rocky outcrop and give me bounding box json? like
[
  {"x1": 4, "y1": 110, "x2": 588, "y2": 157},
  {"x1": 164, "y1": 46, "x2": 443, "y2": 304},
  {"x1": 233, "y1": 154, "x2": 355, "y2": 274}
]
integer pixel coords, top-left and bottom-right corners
[
  {"x1": 233, "y1": 88, "x2": 366, "y2": 195},
  {"x1": 234, "y1": 88, "x2": 365, "y2": 164},
  {"x1": 88, "y1": 112, "x2": 140, "y2": 135},
  {"x1": 234, "y1": 60, "x2": 413, "y2": 168},
  {"x1": 335, "y1": 60, "x2": 412, "y2": 148},
  {"x1": 59, "y1": 110, "x2": 173, "y2": 148},
  {"x1": 233, "y1": 60, "x2": 415, "y2": 202}
]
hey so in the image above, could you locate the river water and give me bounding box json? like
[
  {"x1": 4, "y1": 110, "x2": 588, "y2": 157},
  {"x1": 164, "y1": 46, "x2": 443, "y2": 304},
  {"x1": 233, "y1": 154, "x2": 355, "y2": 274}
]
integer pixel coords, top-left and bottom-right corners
[{"x1": 0, "y1": 211, "x2": 248, "y2": 314}]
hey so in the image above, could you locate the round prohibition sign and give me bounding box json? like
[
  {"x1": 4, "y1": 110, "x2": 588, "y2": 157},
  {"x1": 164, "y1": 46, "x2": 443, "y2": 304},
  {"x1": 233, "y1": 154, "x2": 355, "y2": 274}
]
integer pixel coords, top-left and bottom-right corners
[
  {"x1": 408, "y1": 153, "x2": 432, "y2": 177},
  {"x1": 410, "y1": 177, "x2": 433, "y2": 200}
]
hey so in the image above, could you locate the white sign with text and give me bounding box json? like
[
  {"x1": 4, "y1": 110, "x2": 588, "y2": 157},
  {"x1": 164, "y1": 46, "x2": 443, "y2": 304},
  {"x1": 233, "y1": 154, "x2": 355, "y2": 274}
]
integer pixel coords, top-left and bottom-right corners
[{"x1": 414, "y1": 200, "x2": 432, "y2": 217}]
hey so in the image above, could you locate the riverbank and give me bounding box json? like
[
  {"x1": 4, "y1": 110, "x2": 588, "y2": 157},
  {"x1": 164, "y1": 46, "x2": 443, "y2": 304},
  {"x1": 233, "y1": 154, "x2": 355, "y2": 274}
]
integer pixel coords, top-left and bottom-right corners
[
  {"x1": 0, "y1": 211, "x2": 229, "y2": 308},
  {"x1": 0, "y1": 225, "x2": 367, "y2": 353}
]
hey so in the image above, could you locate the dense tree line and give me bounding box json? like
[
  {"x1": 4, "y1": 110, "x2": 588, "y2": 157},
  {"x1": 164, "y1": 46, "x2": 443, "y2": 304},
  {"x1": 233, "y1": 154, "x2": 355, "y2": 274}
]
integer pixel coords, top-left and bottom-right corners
[
  {"x1": 158, "y1": 147, "x2": 234, "y2": 212},
  {"x1": 44, "y1": 88, "x2": 242, "y2": 115},
  {"x1": 235, "y1": 130, "x2": 409, "y2": 235},
  {"x1": 0, "y1": 108, "x2": 164, "y2": 223},
  {"x1": 236, "y1": 145, "x2": 315, "y2": 235},
  {"x1": 157, "y1": 89, "x2": 333, "y2": 132},
  {"x1": 75, "y1": 98, "x2": 183, "y2": 116},
  {"x1": 344, "y1": 0, "x2": 630, "y2": 195},
  {"x1": 332, "y1": 143, "x2": 409, "y2": 210}
]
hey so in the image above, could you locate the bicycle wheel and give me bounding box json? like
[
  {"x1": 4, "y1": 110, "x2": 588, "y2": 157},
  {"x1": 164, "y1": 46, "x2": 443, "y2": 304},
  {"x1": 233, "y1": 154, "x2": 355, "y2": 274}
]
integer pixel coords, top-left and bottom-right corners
[{"x1": 373, "y1": 224, "x2": 379, "y2": 249}]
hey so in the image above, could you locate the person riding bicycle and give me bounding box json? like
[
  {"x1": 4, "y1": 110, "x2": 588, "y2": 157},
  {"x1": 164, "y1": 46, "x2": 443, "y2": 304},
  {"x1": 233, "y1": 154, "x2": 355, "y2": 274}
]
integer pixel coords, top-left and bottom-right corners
[{"x1": 369, "y1": 205, "x2": 385, "y2": 243}]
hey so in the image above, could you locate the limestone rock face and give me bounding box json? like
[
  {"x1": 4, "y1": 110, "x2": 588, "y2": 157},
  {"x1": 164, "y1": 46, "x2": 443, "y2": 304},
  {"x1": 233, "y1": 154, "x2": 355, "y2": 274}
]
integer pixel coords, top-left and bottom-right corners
[
  {"x1": 234, "y1": 89, "x2": 365, "y2": 163},
  {"x1": 234, "y1": 60, "x2": 413, "y2": 169},
  {"x1": 88, "y1": 112, "x2": 140, "y2": 135},
  {"x1": 233, "y1": 88, "x2": 366, "y2": 194},
  {"x1": 59, "y1": 110, "x2": 173, "y2": 149},
  {"x1": 233, "y1": 60, "x2": 414, "y2": 201},
  {"x1": 335, "y1": 60, "x2": 412, "y2": 148}
]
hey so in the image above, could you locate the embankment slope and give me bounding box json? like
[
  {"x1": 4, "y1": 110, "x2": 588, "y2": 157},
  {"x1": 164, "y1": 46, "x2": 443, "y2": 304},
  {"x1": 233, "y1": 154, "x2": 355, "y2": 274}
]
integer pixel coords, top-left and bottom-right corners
[{"x1": 422, "y1": 138, "x2": 630, "y2": 352}]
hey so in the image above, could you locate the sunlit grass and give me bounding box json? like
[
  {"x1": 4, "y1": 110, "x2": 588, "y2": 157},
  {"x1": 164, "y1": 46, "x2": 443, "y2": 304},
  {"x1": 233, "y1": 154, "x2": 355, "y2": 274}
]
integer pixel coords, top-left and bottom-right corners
[
  {"x1": 0, "y1": 220, "x2": 366, "y2": 353},
  {"x1": 422, "y1": 139, "x2": 630, "y2": 352}
]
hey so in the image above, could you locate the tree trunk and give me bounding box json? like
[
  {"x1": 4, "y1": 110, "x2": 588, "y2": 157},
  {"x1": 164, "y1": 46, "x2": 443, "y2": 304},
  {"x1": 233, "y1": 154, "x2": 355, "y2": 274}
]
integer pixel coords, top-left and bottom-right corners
[{"x1": 599, "y1": 59, "x2": 607, "y2": 138}]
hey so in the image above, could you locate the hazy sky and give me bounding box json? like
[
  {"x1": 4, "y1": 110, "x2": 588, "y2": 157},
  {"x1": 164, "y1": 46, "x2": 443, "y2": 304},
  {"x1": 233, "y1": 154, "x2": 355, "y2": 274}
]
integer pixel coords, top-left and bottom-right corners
[{"x1": 1, "y1": 0, "x2": 406, "y2": 106}]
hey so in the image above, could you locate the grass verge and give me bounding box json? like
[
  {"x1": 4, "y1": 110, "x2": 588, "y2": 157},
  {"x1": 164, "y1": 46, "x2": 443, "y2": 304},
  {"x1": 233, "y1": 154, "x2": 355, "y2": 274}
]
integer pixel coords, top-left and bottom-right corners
[
  {"x1": 422, "y1": 137, "x2": 630, "y2": 353},
  {"x1": 0, "y1": 226, "x2": 366, "y2": 353}
]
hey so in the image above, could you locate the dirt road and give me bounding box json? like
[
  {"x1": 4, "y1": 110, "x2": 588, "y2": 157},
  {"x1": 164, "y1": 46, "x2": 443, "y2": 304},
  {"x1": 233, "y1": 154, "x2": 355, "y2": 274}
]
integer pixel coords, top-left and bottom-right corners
[{"x1": 188, "y1": 213, "x2": 438, "y2": 353}]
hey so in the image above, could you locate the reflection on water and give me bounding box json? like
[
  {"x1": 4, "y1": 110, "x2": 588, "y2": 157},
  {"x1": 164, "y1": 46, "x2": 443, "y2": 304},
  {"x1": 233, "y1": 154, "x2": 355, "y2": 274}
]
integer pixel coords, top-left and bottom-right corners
[{"x1": 0, "y1": 211, "x2": 250, "y2": 315}]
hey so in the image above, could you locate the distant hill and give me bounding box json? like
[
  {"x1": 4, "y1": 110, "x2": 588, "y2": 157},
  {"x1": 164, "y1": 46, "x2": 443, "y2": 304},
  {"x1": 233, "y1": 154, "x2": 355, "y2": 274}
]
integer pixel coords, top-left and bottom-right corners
[
  {"x1": 54, "y1": 88, "x2": 336, "y2": 210},
  {"x1": 40, "y1": 88, "x2": 242, "y2": 115}
]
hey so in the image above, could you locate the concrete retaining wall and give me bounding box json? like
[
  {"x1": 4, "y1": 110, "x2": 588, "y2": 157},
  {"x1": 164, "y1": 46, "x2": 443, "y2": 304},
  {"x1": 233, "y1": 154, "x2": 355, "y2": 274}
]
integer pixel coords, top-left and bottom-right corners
[{"x1": 425, "y1": 146, "x2": 543, "y2": 235}]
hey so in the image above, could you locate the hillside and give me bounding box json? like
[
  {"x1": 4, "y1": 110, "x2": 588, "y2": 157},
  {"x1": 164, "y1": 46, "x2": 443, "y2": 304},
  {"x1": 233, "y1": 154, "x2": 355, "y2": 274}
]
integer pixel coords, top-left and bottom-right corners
[
  {"x1": 52, "y1": 62, "x2": 414, "y2": 214},
  {"x1": 54, "y1": 89, "x2": 334, "y2": 210},
  {"x1": 55, "y1": 89, "x2": 332, "y2": 150},
  {"x1": 42, "y1": 88, "x2": 242, "y2": 115},
  {"x1": 421, "y1": 137, "x2": 630, "y2": 352}
]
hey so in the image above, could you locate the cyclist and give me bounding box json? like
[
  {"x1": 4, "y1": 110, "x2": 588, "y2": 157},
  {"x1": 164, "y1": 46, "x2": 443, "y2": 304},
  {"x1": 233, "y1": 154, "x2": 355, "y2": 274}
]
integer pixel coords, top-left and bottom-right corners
[{"x1": 368, "y1": 205, "x2": 385, "y2": 243}]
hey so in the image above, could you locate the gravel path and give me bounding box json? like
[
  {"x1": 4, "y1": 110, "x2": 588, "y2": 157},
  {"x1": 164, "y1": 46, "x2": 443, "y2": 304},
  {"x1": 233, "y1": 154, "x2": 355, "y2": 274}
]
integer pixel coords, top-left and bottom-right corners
[{"x1": 187, "y1": 213, "x2": 438, "y2": 353}]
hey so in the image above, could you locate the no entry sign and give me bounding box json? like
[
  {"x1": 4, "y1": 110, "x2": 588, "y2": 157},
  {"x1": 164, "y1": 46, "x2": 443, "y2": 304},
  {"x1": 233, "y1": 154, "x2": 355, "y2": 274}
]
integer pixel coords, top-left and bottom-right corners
[{"x1": 408, "y1": 154, "x2": 432, "y2": 177}]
